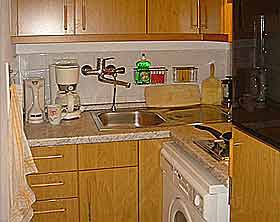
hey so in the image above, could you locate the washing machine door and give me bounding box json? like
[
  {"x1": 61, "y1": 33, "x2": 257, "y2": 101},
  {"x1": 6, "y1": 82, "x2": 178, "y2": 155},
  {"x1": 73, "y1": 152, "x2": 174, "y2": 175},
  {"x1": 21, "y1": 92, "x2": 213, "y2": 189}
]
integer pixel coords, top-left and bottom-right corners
[
  {"x1": 169, "y1": 198, "x2": 192, "y2": 222},
  {"x1": 169, "y1": 198, "x2": 205, "y2": 222}
]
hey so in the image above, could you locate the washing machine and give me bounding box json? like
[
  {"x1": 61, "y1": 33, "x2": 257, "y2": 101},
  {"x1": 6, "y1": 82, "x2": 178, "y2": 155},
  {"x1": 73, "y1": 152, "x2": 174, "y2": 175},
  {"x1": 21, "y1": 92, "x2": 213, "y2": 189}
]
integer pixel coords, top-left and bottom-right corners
[{"x1": 161, "y1": 141, "x2": 229, "y2": 222}]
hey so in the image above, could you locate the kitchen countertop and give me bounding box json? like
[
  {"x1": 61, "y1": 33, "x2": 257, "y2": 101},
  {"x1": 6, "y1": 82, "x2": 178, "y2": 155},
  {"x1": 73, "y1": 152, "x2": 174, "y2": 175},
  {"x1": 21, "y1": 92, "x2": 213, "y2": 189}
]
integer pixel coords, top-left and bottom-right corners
[
  {"x1": 171, "y1": 123, "x2": 231, "y2": 185},
  {"x1": 25, "y1": 111, "x2": 171, "y2": 147},
  {"x1": 24, "y1": 108, "x2": 231, "y2": 185}
]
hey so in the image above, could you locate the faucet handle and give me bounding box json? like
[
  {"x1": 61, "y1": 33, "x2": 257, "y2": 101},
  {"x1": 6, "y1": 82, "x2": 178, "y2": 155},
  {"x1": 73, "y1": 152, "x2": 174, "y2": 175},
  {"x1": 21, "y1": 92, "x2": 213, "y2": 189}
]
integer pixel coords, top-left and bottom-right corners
[
  {"x1": 103, "y1": 57, "x2": 115, "y2": 61},
  {"x1": 114, "y1": 67, "x2": 126, "y2": 74},
  {"x1": 102, "y1": 57, "x2": 115, "y2": 69},
  {"x1": 96, "y1": 57, "x2": 101, "y2": 69}
]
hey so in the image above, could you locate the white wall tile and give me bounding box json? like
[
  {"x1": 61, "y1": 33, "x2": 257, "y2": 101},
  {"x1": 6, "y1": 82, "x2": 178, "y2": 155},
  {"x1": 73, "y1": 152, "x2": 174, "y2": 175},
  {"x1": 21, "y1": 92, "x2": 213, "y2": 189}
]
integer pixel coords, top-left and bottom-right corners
[{"x1": 17, "y1": 44, "x2": 231, "y2": 106}]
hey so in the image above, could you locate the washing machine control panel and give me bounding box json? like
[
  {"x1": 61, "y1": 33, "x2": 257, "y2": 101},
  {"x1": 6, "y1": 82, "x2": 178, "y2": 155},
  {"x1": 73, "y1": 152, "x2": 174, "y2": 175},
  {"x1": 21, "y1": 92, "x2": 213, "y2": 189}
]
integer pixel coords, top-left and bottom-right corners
[{"x1": 174, "y1": 169, "x2": 204, "y2": 215}]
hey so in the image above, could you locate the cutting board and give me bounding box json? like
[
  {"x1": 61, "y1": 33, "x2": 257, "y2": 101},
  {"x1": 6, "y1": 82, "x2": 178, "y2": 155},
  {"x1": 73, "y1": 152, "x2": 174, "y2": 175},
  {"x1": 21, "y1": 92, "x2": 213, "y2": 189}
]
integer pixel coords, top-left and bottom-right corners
[
  {"x1": 145, "y1": 84, "x2": 200, "y2": 107},
  {"x1": 201, "y1": 63, "x2": 222, "y2": 105}
]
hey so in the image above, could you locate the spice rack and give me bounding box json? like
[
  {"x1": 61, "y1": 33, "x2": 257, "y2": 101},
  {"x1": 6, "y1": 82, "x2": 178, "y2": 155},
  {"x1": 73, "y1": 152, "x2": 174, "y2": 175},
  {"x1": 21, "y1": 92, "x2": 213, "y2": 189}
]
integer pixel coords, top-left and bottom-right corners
[
  {"x1": 173, "y1": 66, "x2": 198, "y2": 83},
  {"x1": 134, "y1": 67, "x2": 168, "y2": 85}
]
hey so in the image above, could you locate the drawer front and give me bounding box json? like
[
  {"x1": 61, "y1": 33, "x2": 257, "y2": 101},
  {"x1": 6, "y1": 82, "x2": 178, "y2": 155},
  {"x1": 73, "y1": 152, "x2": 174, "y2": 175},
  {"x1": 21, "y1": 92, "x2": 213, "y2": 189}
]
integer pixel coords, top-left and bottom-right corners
[
  {"x1": 79, "y1": 141, "x2": 138, "y2": 170},
  {"x1": 32, "y1": 198, "x2": 79, "y2": 222},
  {"x1": 27, "y1": 172, "x2": 78, "y2": 200},
  {"x1": 31, "y1": 145, "x2": 77, "y2": 173}
]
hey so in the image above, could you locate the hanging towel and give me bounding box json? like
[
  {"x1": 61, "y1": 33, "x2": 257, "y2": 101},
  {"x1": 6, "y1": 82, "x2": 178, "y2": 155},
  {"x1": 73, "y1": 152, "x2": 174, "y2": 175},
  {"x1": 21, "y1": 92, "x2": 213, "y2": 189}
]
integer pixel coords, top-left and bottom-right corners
[{"x1": 8, "y1": 84, "x2": 38, "y2": 222}]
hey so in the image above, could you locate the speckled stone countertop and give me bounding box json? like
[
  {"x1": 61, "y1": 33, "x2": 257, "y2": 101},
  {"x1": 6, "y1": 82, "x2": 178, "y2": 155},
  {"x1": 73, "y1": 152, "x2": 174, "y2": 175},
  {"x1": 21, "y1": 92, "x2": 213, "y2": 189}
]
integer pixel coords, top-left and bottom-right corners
[
  {"x1": 24, "y1": 112, "x2": 171, "y2": 147},
  {"x1": 24, "y1": 110, "x2": 231, "y2": 185}
]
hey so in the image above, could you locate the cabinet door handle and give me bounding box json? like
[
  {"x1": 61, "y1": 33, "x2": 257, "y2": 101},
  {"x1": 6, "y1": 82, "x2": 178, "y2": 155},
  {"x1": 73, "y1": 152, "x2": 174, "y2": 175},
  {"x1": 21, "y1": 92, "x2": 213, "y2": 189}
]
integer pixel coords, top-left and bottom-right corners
[
  {"x1": 34, "y1": 208, "x2": 65, "y2": 215},
  {"x1": 63, "y1": 0, "x2": 68, "y2": 31},
  {"x1": 33, "y1": 154, "x2": 63, "y2": 160},
  {"x1": 228, "y1": 176, "x2": 232, "y2": 205},
  {"x1": 82, "y1": 0, "x2": 86, "y2": 30},
  {"x1": 87, "y1": 178, "x2": 93, "y2": 221},
  {"x1": 233, "y1": 142, "x2": 242, "y2": 147},
  {"x1": 197, "y1": 0, "x2": 201, "y2": 31},
  {"x1": 30, "y1": 181, "x2": 64, "y2": 188},
  {"x1": 191, "y1": 0, "x2": 199, "y2": 30},
  {"x1": 200, "y1": 4, "x2": 208, "y2": 30}
]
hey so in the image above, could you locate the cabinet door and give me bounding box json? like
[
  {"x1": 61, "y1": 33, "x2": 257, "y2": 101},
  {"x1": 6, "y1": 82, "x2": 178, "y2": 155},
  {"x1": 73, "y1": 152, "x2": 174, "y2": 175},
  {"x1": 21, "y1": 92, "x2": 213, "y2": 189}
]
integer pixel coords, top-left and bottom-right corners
[
  {"x1": 148, "y1": 0, "x2": 199, "y2": 33},
  {"x1": 139, "y1": 139, "x2": 170, "y2": 222},
  {"x1": 79, "y1": 167, "x2": 138, "y2": 222},
  {"x1": 200, "y1": 0, "x2": 224, "y2": 34},
  {"x1": 16, "y1": 0, "x2": 74, "y2": 35},
  {"x1": 75, "y1": 0, "x2": 146, "y2": 34},
  {"x1": 231, "y1": 128, "x2": 280, "y2": 222}
]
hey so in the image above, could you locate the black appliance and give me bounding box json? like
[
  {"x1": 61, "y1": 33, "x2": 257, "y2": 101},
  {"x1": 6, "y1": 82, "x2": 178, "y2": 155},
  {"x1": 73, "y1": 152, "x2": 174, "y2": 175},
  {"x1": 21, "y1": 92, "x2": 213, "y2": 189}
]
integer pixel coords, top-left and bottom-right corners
[
  {"x1": 233, "y1": 0, "x2": 280, "y2": 147},
  {"x1": 193, "y1": 125, "x2": 231, "y2": 161},
  {"x1": 221, "y1": 76, "x2": 232, "y2": 109}
]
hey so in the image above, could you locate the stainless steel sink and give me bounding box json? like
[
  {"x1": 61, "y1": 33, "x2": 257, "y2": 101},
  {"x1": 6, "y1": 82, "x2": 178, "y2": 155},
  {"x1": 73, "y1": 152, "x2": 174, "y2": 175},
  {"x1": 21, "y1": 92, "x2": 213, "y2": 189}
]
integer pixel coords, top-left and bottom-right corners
[{"x1": 91, "y1": 110, "x2": 166, "y2": 130}]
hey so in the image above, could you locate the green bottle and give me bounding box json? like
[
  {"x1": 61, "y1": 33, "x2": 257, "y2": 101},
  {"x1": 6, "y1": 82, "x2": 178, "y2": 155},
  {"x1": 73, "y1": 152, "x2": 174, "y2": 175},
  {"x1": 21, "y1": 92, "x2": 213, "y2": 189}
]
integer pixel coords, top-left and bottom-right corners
[{"x1": 136, "y1": 53, "x2": 151, "y2": 84}]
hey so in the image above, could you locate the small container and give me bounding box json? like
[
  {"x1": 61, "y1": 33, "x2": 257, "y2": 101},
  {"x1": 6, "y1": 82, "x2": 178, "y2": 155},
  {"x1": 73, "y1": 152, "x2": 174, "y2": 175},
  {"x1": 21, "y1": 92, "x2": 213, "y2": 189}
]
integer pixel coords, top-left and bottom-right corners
[
  {"x1": 150, "y1": 67, "x2": 168, "y2": 84},
  {"x1": 47, "y1": 104, "x2": 66, "y2": 125},
  {"x1": 134, "y1": 67, "x2": 167, "y2": 84},
  {"x1": 135, "y1": 53, "x2": 151, "y2": 84},
  {"x1": 173, "y1": 66, "x2": 198, "y2": 83}
]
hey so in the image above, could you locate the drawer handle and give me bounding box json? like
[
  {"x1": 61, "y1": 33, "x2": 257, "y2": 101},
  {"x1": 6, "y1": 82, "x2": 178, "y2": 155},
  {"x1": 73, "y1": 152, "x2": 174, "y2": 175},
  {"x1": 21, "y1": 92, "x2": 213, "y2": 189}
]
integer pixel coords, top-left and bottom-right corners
[
  {"x1": 33, "y1": 154, "x2": 63, "y2": 160},
  {"x1": 34, "y1": 208, "x2": 66, "y2": 215},
  {"x1": 31, "y1": 181, "x2": 64, "y2": 188}
]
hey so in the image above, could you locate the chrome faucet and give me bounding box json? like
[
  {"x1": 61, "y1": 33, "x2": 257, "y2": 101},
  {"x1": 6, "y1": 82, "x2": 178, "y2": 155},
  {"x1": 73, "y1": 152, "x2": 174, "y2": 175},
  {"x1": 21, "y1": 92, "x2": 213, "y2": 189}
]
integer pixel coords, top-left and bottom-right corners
[{"x1": 81, "y1": 57, "x2": 131, "y2": 111}]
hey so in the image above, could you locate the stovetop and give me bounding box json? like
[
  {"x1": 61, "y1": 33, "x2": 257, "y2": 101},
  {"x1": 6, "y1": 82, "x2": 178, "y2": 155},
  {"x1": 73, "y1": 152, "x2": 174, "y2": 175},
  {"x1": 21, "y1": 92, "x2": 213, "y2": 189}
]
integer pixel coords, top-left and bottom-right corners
[{"x1": 193, "y1": 140, "x2": 229, "y2": 161}]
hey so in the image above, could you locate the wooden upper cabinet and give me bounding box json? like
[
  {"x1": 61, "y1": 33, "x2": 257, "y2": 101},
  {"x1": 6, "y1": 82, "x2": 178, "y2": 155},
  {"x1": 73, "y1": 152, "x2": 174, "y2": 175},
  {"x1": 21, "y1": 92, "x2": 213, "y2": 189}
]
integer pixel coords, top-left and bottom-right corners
[
  {"x1": 148, "y1": 0, "x2": 225, "y2": 34},
  {"x1": 148, "y1": 0, "x2": 198, "y2": 34},
  {"x1": 200, "y1": 0, "x2": 224, "y2": 34},
  {"x1": 15, "y1": 0, "x2": 74, "y2": 36},
  {"x1": 75, "y1": 0, "x2": 146, "y2": 34}
]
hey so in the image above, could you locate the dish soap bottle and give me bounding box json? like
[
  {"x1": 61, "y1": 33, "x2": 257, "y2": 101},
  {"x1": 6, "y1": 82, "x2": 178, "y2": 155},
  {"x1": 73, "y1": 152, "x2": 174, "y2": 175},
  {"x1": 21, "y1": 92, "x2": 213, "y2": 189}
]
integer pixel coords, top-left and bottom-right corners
[{"x1": 136, "y1": 53, "x2": 151, "y2": 84}]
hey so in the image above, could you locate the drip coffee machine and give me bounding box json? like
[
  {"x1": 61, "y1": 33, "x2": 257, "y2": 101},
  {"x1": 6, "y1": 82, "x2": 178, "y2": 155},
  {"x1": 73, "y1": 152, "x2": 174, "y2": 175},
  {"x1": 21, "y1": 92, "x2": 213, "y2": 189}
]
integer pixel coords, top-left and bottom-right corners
[{"x1": 55, "y1": 63, "x2": 81, "y2": 119}]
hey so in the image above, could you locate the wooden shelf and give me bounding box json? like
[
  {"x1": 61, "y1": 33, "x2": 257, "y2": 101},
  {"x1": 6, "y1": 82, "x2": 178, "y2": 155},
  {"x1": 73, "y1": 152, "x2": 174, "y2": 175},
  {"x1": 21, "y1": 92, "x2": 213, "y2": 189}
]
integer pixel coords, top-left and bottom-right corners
[{"x1": 11, "y1": 33, "x2": 229, "y2": 44}]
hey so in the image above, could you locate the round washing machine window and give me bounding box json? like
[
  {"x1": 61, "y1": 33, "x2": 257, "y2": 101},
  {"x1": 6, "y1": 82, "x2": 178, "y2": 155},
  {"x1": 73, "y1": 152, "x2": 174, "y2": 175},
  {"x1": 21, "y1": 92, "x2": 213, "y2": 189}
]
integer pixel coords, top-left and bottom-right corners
[{"x1": 169, "y1": 198, "x2": 192, "y2": 222}]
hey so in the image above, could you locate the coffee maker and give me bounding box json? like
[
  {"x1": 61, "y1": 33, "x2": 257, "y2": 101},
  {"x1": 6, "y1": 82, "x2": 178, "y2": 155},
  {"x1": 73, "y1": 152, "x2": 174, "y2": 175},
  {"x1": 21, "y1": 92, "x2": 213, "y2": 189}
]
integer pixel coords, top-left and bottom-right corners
[{"x1": 55, "y1": 63, "x2": 81, "y2": 119}]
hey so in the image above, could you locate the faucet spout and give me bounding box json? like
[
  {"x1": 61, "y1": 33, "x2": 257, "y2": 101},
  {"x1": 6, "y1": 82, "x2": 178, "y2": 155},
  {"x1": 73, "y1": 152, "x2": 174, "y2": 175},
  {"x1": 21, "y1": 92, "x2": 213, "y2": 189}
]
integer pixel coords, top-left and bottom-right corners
[{"x1": 81, "y1": 57, "x2": 131, "y2": 112}]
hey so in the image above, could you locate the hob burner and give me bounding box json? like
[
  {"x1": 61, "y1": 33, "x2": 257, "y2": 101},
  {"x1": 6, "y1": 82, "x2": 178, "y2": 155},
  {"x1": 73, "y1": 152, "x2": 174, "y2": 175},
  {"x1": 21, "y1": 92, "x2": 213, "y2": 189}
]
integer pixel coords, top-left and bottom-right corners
[{"x1": 193, "y1": 140, "x2": 229, "y2": 161}]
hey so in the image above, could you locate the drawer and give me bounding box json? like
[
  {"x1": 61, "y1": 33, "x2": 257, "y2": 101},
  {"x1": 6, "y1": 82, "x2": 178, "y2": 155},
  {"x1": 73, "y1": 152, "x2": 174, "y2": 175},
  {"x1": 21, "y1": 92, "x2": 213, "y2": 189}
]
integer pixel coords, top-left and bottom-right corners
[
  {"x1": 31, "y1": 145, "x2": 77, "y2": 173},
  {"x1": 27, "y1": 172, "x2": 78, "y2": 200},
  {"x1": 32, "y1": 198, "x2": 79, "y2": 222},
  {"x1": 78, "y1": 141, "x2": 138, "y2": 170}
]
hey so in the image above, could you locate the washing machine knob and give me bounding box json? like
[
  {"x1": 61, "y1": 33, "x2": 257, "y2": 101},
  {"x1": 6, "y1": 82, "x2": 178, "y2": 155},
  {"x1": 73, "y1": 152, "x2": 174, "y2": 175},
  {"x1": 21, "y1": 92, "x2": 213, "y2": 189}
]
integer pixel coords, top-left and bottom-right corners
[{"x1": 194, "y1": 194, "x2": 201, "y2": 207}]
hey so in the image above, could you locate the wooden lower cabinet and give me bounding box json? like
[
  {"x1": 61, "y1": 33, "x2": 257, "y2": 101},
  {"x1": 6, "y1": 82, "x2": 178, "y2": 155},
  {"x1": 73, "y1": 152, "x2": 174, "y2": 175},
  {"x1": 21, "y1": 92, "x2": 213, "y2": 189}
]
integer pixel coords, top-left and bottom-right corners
[
  {"x1": 139, "y1": 139, "x2": 170, "y2": 222},
  {"x1": 78, "y1": 141, "x2": 138, "y2": 170},
  {"x1": 29, "y1": 139, "x2": 169, "y2": 222},
  {"x1": 79, "y1": 167, "x2": 138, "y2": 222},
  {"x1": 32, "y1": 198, "x2": 79, "y2": 222},
  {"x1": 231, "y1": 127, "x2": 280, "y2": 222},
  {"x1": 27, "y1": 172, "x2": 78, "y2": 201}
]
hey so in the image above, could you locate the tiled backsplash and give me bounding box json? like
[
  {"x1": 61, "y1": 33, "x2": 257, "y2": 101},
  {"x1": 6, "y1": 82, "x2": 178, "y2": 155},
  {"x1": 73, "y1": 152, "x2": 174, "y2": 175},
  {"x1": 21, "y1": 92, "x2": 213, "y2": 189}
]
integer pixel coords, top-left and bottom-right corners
[{"x1": 16, "y1": 42, "x2": 231, "y2": 106}]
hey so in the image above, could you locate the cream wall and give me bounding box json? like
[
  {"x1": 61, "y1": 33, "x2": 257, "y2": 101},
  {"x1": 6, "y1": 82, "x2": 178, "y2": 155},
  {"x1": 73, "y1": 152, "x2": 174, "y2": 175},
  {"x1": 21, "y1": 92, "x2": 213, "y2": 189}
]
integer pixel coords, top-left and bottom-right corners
[{"x1": 16, "y1": 41, "x2": 231, "y2": 106}]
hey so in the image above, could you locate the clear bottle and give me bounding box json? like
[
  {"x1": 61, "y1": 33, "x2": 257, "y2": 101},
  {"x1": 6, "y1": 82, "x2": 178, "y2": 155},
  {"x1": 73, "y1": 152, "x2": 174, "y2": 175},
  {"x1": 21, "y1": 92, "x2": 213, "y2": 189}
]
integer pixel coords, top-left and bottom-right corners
[{"x1": 136, "y1": 53, "x2": 151, "y2": 84}]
